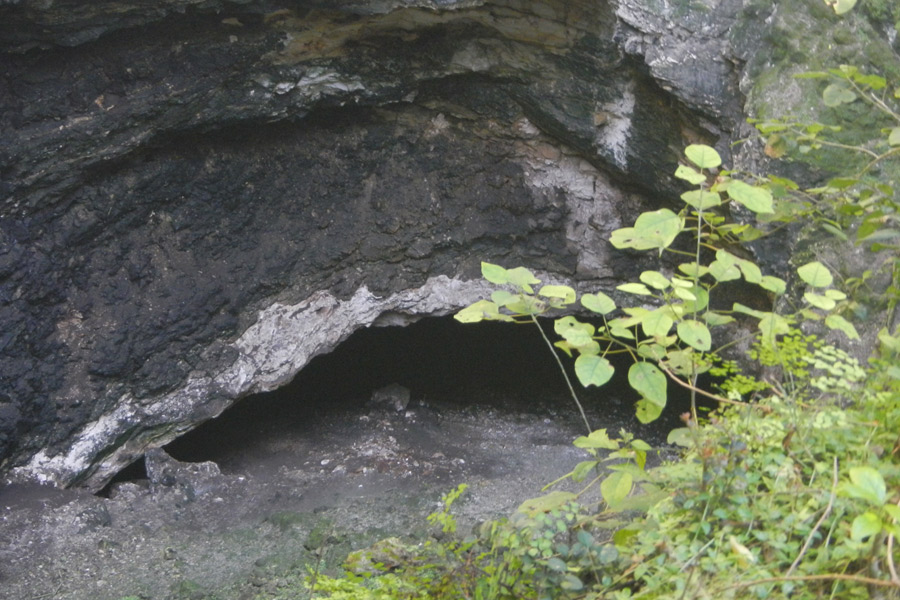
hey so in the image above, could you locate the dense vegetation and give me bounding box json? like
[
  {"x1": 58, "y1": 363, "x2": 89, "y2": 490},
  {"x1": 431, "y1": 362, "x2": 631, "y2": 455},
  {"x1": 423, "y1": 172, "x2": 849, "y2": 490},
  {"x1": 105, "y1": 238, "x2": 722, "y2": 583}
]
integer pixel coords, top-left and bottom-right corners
[{"x1": 244, "y1": 55, "x2": 900, "y2": 599}]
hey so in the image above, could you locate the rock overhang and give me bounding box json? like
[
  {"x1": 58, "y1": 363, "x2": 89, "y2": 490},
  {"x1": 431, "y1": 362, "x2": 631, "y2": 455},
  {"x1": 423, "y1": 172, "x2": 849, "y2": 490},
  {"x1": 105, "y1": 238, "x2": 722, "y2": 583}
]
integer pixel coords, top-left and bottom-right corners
[{"x1": 0, "y1": 0, "x2": 782, "y2": 490}]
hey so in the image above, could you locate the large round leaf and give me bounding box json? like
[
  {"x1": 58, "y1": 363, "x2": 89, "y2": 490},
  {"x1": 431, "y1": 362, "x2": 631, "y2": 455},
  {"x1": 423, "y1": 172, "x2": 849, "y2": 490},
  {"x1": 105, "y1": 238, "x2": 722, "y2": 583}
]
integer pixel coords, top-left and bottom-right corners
[
  {"x1": 575, "y1": 355, "x2": 615, "y2": 388},
  {"x1": 797, "y1": 261, "x2": 834, "y2": 288},
  {"x1": 481, "y1": 262, "x2": 508, "y2": 284},
  {"x1": 677, "y1": 319, "x2": 712, "y2": 351},
  {"x1": 641, "y1": 309, "x2": 674, "y2": 338},
  {"x1": 610, "y1": 209, "x2": 682, "y2": 250},
  {"x1": 685, "y1": 144, "x2": 722, "y2": 169},
  {"x1": 635, "y1": 398, "x2": 664, "y2": 424},
  {"x1": 581, "y1": 292, "x2": 616, "y2": 315},
  {"x1": 727, "y1": 180, "x2": 773, "y2": 214},
  {"x1": 675, "y1": 164, "x2": 707, "y2": 185},
  {"x1": 628, "y1": 362, "x2": 667, "y2": 407}
]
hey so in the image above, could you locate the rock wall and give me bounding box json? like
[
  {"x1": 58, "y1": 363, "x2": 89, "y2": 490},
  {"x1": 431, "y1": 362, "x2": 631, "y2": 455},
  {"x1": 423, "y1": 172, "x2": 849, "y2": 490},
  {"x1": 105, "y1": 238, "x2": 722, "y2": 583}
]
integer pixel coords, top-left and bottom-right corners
[{"x1": 0, "y1": 0, "x2": 895, "y2": 490}]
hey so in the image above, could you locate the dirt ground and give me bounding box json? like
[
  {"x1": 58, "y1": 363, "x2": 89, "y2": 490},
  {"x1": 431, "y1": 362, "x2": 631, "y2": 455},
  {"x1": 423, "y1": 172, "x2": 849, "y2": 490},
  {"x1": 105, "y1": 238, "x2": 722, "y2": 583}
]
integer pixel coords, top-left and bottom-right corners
[
  {"x1": 0, "y1": 384, "x2": 678, "y2": 600},
  {"x1": 1, "y1": 319, "x2": 682, "y2": 600}
]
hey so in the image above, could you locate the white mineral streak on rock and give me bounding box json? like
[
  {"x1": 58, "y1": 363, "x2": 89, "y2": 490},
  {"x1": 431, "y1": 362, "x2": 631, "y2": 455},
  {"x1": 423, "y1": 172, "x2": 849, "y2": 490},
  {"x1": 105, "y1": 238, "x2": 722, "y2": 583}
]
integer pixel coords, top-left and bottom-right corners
[
  {"x1": 12, "y1": 275, "x2": 493, "y2": 489},
  {"x1": 595, "y1": 81, "x2": 635, "y2": 170},
  {"x1": 520, "y1": 144, "x2": 622, "y2": 279}
]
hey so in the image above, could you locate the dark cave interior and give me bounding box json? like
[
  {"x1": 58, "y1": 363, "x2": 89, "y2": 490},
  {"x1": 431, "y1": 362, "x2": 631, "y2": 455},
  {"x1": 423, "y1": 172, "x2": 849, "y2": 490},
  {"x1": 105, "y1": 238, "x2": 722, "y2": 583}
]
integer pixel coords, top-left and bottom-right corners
[{"x1": 108, "y1": 315, "x2": 695, "y2": 488}]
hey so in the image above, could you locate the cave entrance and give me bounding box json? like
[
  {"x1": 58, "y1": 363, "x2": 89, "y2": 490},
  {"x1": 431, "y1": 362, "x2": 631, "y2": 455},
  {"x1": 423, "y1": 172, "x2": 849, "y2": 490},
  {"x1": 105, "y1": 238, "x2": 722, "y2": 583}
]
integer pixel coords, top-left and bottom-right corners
[
  {"x1": 100, "y1": 315, "x2": 695, "y2": 567},
  {"x1": 164, "y1": 315, "x2": 685, "y2": 474}
]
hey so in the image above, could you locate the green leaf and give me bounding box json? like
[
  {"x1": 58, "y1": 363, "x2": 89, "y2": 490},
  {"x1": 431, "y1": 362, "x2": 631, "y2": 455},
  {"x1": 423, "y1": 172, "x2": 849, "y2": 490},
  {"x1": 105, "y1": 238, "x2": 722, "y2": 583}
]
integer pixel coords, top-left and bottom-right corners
[
  {"x1": 685, "y1": 144, "x2": 722, "y2": 169},
  {"x1": 555, "y1": 316, "x2": 595, "y2": 337},
  {"x1": 481, "y1": 262, "x2": 508, "y2": 284},
  {"x1": 681, "y1": 286, "x2": 709, "y2": 313},
  {"x1": 505, "y1": 295, "x2": 545, "y2": 315},
  {"x1": 733, "y1": 304, "x2": 792, "y2": 344},
  {"x1": 667, "y1": 427, "x2": 694, "y2": 448},
  {"x1": 571, "y1": 460, "x2": 600, "y2": 482},
  {"x1": 885, "y1": 504, "x2": 900, "y2": 521},
  {"x1": 673, "y1": 287, "x2": 697, "y2": 302},
  {"x1": 575, "y1": 354, "x2": 615, "y2": 388},
  {"x1": 455, "y1": 300, "x2": 500, "y2": 323},
  {"x1": 560, "y1": 574, "x2": 584, "y2": 592},
  {"x1": 732, "y1": 302, "x2": 765, "y2": 319},
  {"x1": 545, "y1": 557, "x2": 567, "y2": 573},
  {"x1": 736, "y1": 259, "x2": 762, "y2": 284},
  {"x1": 804, "y1": 292, "x2": 837, "y2": 310},
  {"x1": 797, "y1": 261, "x2": 834, "y2": 288},
  {"x1": 844, "y1": 467, "x2": 887, "y2": 505},
  {"x1": 727, "y1": 180, "x2": 774, "y2": 214},
  {"x1": 637, "y1": 342, "x2": 670, "y2": 360},
  {"x1": 640, "y1": 271, "x2": 670, "y2": 290},
  {"x1": 642, "y1": 309, "x2": 674, "y2": 338},
  {"x1": 555, "y1": 318, "x2": 596, "y2": 349},
  {"x1": 610, "y1": 209, "x2": 683, "y2": 251},
  {"x1": 829, "y1": 0, "x2": 857, "y2": 15},
  {"x1": 854, "y1": 73, "x2": 886, "y2": 90},
  {"x1": 608, "y1": 325, "x2": 635, "y2": 340},
  {"x1": 507, "y1": 266, "x2": 541, "y2": 292},
  {"x1": 760, "y1": 275, "x2": 786, "y2": 295},
  {"x1": 491, "y1": 290, "x2": 516, "y2": 305},
  {"x1": 582, "y1": 292, "x2": 617, "y2": 315},
  {"x1": 851, "y1": 512, "x2": 882, "y2": 541},
  {"x1": 554, "y1": 340, "x2": 574, "y2": 357},
  {"x1": 679, "y1": 262, "x2": 709, "y2": 278},
  {"x1": 663, "y1": 348, "x2": 696, "y2": 377},
  {"x1": 674, "y1": 164, "x2": 708, "y2": 185},
  {"x1": 613, "y1": 528, "x2": 639, "y2": 546},
  {"x1": 823, "y1": 83, "x2": 857, "y2": 106},
  {"x1": 889, "y1": 127, "x2": 900, "y2": 147},
  {"x1": 518, "y1": 491, "x2": 578, "y2": 515},
  {"x1": 616, "y1": 308, "x2": 650, "y2": 329},
  {"x1": 677, "y1": 320, "x2": 712, "y2": 351},
  {"x1": 681, "y1": 189, "x2": 722, "y2": 210},
  {"x1": 704, "y1": 312, "x2": 735, "y2": 326},
  {"x1": 574, "y1": 429, "x2": 620, "y2": 450},
  {"x1": 709, "y1": 259, "x2": 741, "y2": 282},
  {"x1": 825, "y1": 314, "x2": 860, "y2": 340},
  {"x1": 539, "y1": 284, "x2": 576, "y2": 304},
  {"x1": 826, "y1": 177, "x2": 859, "y2": 190},
  {"x1": 600, "y1": 471, "x2": 633, "y2": 509},
  {"x1": 758, "y1": 312, "x2": 793, "y2": 346},
  {"x1": 629, "y1": 362, "x2": 667, "y2": 407},
  {"x1": 635, "y1": 399, "x2": 664, "y2": 423},
  {"x1": 617, "y1": 282, "x2": 653, "y2": 295}
]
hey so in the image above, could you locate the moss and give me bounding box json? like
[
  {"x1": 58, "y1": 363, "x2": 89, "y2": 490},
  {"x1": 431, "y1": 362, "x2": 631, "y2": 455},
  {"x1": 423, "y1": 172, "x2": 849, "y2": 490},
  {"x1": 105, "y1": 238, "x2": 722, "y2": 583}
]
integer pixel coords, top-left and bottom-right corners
[{"x1": 740, "y1": 0, "x2": 900, "y2": 179}]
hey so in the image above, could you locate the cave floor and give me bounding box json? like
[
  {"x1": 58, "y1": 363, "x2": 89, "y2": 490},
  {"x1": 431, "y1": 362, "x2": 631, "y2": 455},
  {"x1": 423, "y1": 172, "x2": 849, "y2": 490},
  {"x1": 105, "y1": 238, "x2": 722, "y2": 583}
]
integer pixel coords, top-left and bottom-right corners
[{"x1": 0, "y1": 388, "x2": 673, "y2": 600}]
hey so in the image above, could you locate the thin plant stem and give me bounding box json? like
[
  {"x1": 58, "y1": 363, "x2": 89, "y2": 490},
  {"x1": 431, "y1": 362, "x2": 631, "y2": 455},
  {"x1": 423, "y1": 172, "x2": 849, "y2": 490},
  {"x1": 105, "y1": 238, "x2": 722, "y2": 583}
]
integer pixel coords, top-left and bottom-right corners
[
  {"x1": 889, "y1": 498, "x2": 900, "y2": 585},
  {"x1": 719, "y1": 573, "x2": 900, "y2": 592},
  {"x1": 530, "y1": 313, "x2": 592, "y2": 434},
  {"x1": 787, "y1": 456, "x2": 839, "y2": 576},
  {"x1": 657, "y1": 364, "x2": 743, "y2": 406}
]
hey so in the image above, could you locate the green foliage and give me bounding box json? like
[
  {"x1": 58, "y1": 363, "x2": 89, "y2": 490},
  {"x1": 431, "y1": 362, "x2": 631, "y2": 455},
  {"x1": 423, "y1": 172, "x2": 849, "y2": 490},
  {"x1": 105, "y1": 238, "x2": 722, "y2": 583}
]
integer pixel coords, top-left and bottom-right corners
[
  {"x1": 754, "y1": 66, "x2": 900, "y2": 267},
  {"x1": 825, "y1": 0, "x2": 857, "y2": 16},
  {"x1": 455, "y1": 142, "x2": 857, "y2": 430},
  {"x1": 254, "y1": 60, "x2": 900, "y2": 600}
]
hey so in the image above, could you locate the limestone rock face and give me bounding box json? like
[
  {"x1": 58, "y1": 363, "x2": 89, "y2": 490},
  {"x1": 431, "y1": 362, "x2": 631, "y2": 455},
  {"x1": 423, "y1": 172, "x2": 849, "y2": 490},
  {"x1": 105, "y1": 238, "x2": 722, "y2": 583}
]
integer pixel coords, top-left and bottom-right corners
[{"x1": 0, "y1": 0, "x2": 891, "y2": 490}]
